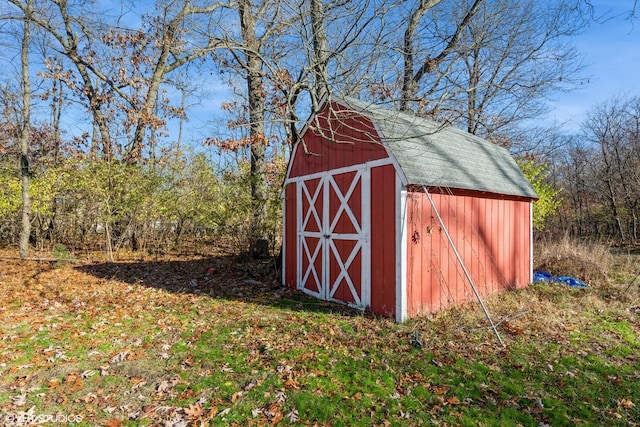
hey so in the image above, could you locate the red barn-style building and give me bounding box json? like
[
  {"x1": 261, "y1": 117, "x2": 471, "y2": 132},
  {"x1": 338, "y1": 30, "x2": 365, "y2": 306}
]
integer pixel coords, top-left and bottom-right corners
[{"x1": 282, "y1": 97, "x2": 538, "y2": 322}]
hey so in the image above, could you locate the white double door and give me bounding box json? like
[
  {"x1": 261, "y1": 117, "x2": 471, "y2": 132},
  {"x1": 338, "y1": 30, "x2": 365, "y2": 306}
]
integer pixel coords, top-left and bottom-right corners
[{"x1": 297, "y1": 167, "x2": 370, "y2": 310}]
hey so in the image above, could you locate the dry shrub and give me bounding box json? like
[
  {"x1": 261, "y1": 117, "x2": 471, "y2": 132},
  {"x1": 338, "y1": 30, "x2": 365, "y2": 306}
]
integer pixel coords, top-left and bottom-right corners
[
  {"x1": 404, "y1": 237, "x2": 638, "y2": 352},
  {"x1": 534, "y1": 236, "x2": 613, "y2": 286}
]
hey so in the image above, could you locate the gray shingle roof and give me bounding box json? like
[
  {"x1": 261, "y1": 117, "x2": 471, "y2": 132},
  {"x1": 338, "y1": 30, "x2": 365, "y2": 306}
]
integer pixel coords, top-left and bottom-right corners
[{"x1": 339, "y1": 97, "x2": 538, "y2": 199}]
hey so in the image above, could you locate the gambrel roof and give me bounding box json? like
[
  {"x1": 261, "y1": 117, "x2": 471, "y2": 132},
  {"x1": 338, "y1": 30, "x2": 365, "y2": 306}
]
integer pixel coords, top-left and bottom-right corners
[{"x1": 338, "y1": 97, "x2": 538, "y2": 199}]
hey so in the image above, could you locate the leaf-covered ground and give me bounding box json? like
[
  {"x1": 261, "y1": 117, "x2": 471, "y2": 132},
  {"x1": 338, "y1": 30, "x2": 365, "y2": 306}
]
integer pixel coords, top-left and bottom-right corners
[{"x1": 0, "y1": 249, "x2": 638, "y2": 426}]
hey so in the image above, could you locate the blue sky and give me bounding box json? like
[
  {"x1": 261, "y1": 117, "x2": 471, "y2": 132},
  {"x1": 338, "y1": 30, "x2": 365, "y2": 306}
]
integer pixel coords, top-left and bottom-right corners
[
  {"x1": 189, "y1": 1, "x2": 640, "y2": 141},
  {"x1": 15, "y1": 0, "x2": 637, "y2": 148},
  {"x1": 547, "y1": 0, "x2": 640, "y2": 132}
]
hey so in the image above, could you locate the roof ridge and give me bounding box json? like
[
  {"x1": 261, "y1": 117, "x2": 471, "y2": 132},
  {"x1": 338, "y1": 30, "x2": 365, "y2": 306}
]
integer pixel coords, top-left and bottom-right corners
[{"x1": 327, "y1": 95, "x2": 538, "y2": 199}]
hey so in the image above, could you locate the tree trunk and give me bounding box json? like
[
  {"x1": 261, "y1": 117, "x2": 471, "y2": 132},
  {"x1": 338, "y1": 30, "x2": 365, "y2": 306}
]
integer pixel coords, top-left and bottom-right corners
[
  {"x1": 400, "y1": 1, "x2": 434, "y2": 111},
  {"x1": 400, "y1": 0, "x2": 483, "y2": 112},
  {"x1": 127, "y1": 22, "x2": 176, "y2": 164},
  {"x1": 239, "y1": 0, "x2": 269, "y2": 258},
  {"x1": 53, "y1": 0, "x2": 114, "y2": 160},
  {"x1": 605, "y1": 180, "x2": 626, "y2": 242},
  {"x1": 310, "y1": 0, "x2": 329, "y2": 110},
  {"x1": 19, "y1": 0, "x2": 33, "y2": 259}
]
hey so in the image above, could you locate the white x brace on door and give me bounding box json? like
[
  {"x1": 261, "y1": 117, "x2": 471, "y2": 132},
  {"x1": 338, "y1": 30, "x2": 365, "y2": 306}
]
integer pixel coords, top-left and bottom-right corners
[{"x1": 297, "y1": 167, "x2": 370, "y2": 309}]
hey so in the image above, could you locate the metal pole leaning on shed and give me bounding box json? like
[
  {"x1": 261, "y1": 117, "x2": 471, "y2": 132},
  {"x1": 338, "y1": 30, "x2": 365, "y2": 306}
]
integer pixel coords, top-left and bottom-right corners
[{"x1": 423, "y1": 186, "x2": 505, "y2": 347}]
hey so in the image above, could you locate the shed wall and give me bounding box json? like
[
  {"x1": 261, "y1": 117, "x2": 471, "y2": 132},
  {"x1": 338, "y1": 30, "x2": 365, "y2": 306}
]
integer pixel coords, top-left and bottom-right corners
[
  {"x1": 284, "y1": 99, "x2": 534, "y2": 320},
  {"x1": 405, "y1": 189, "x2": 532, "y2": 317},
  {"x1": 283, "y1": 182, "x2": 297, "y2": 288},
  {"x1": 287, "y1": 101, "x2": 389, "y2": 178},
  {"x1": 283, "y1": 168, "x2": 399, "y2": 314},
  {"x1": 369, "y1": 164, "x2": 397, "y2": 317},
  {"x1": 283, "y1": 102, "x2": 398, "y2": 315}
]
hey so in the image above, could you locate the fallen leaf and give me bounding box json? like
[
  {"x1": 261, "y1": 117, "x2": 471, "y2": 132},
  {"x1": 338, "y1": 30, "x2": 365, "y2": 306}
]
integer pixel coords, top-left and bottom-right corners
[
  {"x1": 502, "y1": 321, "x2": 524, "y2": 335},
  {"x1": 185, "y1": 402, "x2": 204, "y2": 419},
  {"x1": 131, "y1": 378, "x2": 147, "y2": 390},
  {"x1": 243, "y1": 379, "x2": 259, "y2": 391},
  {"x1": 605, "y1": 374, "x2": 623, "y2": 386},
  {"x1": 156, "y1": 384, "x2": 171, "y2": 397},
  {"x1": 446, "y1": 396, "x2": 460, "y2": 405},
  {"x1": 217, "y1": 407, "x2": 231, "y2": 417},
  {"x1": 11, "y1": 393, "x2": 27, "y2": 407},
  {"x1": 164, "y1": 413, "x2": 188, "y2": 427},
  {"x1": 284, "y1": 377, "x2": 299, "y2": 390},
  {"x1": 111, "y1": 350, "x2": 130, "y2": 364},
  {"x1": 618, "y1": 398, "x2": 635, "y2": 409},
  {"x1": 81, "y1": 369, "x2": 96, "y2": 378},
  {"x1": 81, "y1": 392, "x2": 98, "y2": 403},
  {"x1": 231, "y1": 390, "x2": 244, "y2": 403},
  {"x1": 66, "y1": 372, "x2": 83, "y2": 391},
  {"x1": 277, "y1": 364, "x2": 292, "y2": 375},
  {"x1": 286, "y1": 409, "x2": 299, "y2": 423},
  {"x1": 433, "y1": 386, "x2": 448, "y2": 395},
  {"x1": 267, "y1": 408, "x2": 283, "y2": 424}
]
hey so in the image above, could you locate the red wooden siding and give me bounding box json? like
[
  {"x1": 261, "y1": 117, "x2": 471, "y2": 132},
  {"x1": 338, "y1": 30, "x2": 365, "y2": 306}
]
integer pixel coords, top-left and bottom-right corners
[
  {"x1": 284, "y1": 100, "x2": 397, "y2": 314},
  {"x1": 288, "y1": 101, "x2": 389, "y2": 178},
  {"x1": 405, "y1": 189, "x2": 531, "y2": 317},
  {"x1": 284, "y1": 163, "x2": 398, "y2": 315},
  {"x1": 283, "y1": 182, "x2": 297, "y2": 288},
  {"x1": 370, "y1": 164, "x2": 397, "y2": 317}
]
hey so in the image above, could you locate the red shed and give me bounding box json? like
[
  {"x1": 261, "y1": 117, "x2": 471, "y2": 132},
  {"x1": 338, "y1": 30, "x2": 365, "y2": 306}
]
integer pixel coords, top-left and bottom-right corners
[{"x1": 282, "y1": 97, "x2": 538, "y2": 321}]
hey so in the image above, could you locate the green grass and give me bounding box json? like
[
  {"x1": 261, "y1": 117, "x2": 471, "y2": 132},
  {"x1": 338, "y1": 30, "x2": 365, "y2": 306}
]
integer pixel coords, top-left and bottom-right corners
[{"x1": 0, "y1": 251, "x2": 638, "y2": 426}]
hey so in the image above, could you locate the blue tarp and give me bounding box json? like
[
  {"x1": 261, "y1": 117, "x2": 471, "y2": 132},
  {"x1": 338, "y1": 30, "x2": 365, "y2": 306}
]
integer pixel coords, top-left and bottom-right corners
[{"x1": 533, "y1": 271, "x2": 590, "y2": 288}]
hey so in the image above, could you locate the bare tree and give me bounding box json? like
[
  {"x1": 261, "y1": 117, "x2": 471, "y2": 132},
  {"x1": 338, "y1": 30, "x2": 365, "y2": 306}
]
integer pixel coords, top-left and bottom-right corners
[
  {"x1": 107, "y1": 0, "x2": 229, "y2": 163},
  {"x1": 443, "y1": 0, "x2": 587, "y2": 139},
  {"x1": 2, "y1": 0, "x2": 37, "y2": 257},
  {"x1": 6, "y1": 0, "x2": 117, "y2": 159},
  {"x1": 7, "y1": 0, "x2": 229, "y2": 163},
  {"x1": 279, "y1": 0, "x2": 389, "y2": 147},
  {"x1": 309, "y1": 0, "x2": 329, "y2": 107},
  {"x1": 391, "y1": 0, "x2": 587, "y2": 142},
  {"x1": 400, "y1": 0, "x2": 482, "y2": 112},
  {"x1": 207, "y1": 0, "x2": 288, "y2": 256},
  {"x1": 18, "y1": 0, "x2": 33, "y2": 258},
  {"x1": 238, "y1": 0, "x2": 270, "y2": 257},
  {"x1": 582, "y1": 96, "x2": 640, "y2": 242}
]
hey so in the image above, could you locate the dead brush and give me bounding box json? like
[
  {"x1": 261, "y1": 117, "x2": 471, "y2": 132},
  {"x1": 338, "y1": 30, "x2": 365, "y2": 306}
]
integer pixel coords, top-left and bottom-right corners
[
  {"x1": 417, "y1": 237, "x2": 640, "y2": 348},
  {"x1": 534, "y1": 236, "x2": 614, "y2": 287},
  {"x1": 533, "y1": 236, "x2": 639, "y2": 310}
]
